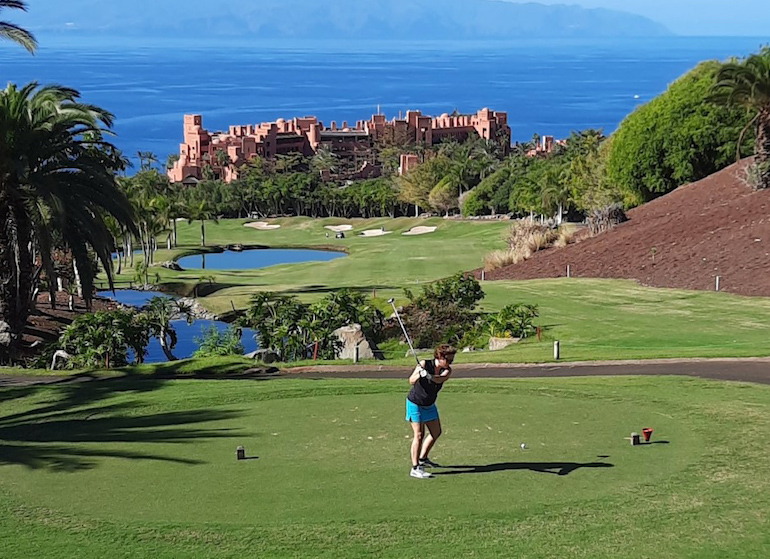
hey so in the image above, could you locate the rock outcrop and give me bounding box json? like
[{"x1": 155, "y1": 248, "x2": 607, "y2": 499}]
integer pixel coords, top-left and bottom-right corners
[{"x1": 333, "y1": 324, "x2": 383, "y2": 361}]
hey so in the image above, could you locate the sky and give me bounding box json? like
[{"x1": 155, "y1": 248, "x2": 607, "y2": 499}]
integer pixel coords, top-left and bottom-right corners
[{"x1": 505, "y1": 0, "x2": 770, "y2": 36}]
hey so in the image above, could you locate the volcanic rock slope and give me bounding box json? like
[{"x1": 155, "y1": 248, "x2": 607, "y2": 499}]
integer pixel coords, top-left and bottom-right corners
[{"x1": 486, "y1": 160, "x2": 770, "y2": 297}]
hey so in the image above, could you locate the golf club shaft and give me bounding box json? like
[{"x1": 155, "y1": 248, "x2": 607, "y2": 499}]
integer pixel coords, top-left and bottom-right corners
[{"x1": 390, "y1": 301, "x2": 421, "y2": 366}]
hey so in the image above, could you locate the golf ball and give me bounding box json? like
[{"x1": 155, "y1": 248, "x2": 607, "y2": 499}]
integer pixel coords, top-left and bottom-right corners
[{"x1": 520, "y1": 443, "x2": 527, "y2": 449}]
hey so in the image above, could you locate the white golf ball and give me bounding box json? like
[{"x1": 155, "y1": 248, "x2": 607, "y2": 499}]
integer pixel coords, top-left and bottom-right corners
[{"x1": 520, "y1": 443, "x2": 527, "y2": 449}]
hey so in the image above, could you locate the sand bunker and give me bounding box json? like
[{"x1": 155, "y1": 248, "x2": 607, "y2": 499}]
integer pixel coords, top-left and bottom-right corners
[
  {"x1": 244, "y1": 221, "x2": 281, "y2": 231},
  {"x1": 325, "y1": 225, "x2": 354, "y2": 232},
  {"x1": 402, "y1": 226, "x2": 438, "y2": 236},
  {"x1": 360, "y1": 229, "x2": 392, "y2": 237}
]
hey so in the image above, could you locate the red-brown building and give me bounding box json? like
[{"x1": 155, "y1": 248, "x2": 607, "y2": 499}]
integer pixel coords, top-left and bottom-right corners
[{"x1": 168, "y1": 108, "x2": 511, "y2": 183}]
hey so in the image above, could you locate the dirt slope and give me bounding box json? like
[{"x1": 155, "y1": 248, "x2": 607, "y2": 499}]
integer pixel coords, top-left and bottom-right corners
[{"x1": 485, "y1": 160, "x2": 770, "y2": 297}]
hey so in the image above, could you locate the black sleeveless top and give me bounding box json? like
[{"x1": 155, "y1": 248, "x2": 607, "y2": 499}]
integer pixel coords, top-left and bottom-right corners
[{"x1": 407, "y1": 360, "x2": 444, "y2": 407}]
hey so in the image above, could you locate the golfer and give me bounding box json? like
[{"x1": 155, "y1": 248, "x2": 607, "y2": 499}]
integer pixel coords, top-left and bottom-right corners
[{"x1": 406, "y1": 343, "x2": 456, "y2": 479}]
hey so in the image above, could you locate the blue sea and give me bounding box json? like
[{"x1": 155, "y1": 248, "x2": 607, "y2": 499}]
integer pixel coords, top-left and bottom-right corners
[{"x1": 0, "y1": 37, "x2": 766, "y2": 163}]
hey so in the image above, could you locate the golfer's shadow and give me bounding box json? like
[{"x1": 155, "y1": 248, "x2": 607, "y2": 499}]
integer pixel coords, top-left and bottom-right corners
[{"x1": 433, "y1": 461, "x2": 614, "y2": 476}]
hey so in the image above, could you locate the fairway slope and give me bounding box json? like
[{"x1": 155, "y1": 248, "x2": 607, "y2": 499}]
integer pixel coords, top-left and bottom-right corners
[{"x1": 487, "y1": 159, "x2": 770, "y2": 296}]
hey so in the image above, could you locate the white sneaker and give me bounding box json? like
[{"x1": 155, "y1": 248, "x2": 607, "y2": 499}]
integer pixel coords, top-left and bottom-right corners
[{"x1": 410, "y1": 466, "x2": 433, "y2": 479}]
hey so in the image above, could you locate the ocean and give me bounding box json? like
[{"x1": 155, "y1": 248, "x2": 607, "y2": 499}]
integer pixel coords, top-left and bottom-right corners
[{"x1": 0, "y1": 37, "x2": 765, "y2": 163}]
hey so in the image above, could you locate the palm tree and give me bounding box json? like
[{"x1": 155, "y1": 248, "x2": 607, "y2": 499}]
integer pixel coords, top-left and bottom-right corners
[
  {"x1": 712, "y1": 47, "x2": 770, "y2": 189},
  {"x1": 311, "y1": 147, "x2": 339, "y2": 176},
  {"x1": 539, "y1": 166, "x2": 571, "y2": 224},
  {"x1": 185, "y1": 200, "x2": 218, "y2": 246},
  {"x1": 137, "y1": 151, "x2": 158, "y2": 172},
  {"x1": 166, "y1": 153, "x2": 180, "y2": 171},
  {"x1": 274, "y1": 152, "x2": 306, "y2": 174},
  {"x1": 214, "y1": 149, "x2": 231, "y2": 168},
  {"x1": 0, "y1": 0, "x2": 36, "y2": 53},
  {"x1": 142, "y1": 297, "x2": 194, "y2": 361},
  {"x1": 0, "y1": 83, "x2": 136, "y2": 362}
]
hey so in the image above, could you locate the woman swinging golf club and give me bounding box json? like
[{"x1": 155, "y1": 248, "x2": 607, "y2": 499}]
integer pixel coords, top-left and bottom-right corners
[
  {"x1": 406, "y1": 343, "x2": 456, "y2": 479},
  {"x1": 387, "y1": 299, "x2": 456, "y2": 479}
]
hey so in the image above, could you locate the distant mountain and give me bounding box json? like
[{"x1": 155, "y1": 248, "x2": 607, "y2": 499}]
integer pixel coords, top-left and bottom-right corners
[{"x1": 22, "y1": 0, "x2": 670, "y2": 40}]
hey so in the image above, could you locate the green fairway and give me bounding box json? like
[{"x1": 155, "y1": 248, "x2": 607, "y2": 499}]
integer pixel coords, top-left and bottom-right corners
[
  {"x1": 2, "y1": 376, "x2": 769, "y2": 558},
  {"x1": 101, "y1": 217, "x2": 770, "y2": 364}
]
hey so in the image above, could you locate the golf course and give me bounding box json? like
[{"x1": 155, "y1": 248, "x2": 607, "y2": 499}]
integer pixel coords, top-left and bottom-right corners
[
  {"x1": 109, "y1": 217, "x2": 770, "y2": 363},
  {"x1": 4, "y1": 7, "x2": 770, "y2": 556},
  {"x1": 3, "y1": 216, "x2": 770, "y2": 558}
]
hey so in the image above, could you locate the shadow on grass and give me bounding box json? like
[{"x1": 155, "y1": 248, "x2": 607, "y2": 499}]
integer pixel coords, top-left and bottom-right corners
[
  {"x1": 0, "y1": 372, "x2": 247, "y2": 472},
  {"x1": 433, "y1": 461, "x2": 615, "y2": 476},
  {"x1": 283, "y1": 284, "x2": 402, "y2": 296}
]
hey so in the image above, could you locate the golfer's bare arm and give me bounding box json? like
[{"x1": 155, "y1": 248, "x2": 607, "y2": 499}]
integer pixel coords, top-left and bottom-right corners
[
  {"x1": 432, "y1": 367, "x2": 452, "y2": 384},
  {"x1": 409, "y1": 361, "x2": 427, "y2": 385}
]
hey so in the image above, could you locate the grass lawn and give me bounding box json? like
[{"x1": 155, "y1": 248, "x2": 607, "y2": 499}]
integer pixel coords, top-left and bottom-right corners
[
  {"x1": 1, "y1": 375, "x2": 769, "y2": 558},
  {"x1": 96, "y1": 217, "x2": 770, "y2": 364}
]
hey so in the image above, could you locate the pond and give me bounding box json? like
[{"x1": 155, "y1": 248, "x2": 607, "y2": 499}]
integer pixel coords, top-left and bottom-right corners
[
  {"x1": 176, "y1": 248, "x2": 346, "y2": 271},
  {"x1": 97, "y1": 290, "x2": 259, "y2": 364}
]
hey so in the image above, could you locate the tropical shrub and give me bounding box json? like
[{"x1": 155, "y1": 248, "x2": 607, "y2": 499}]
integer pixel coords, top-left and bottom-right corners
[
  {"x1": 193, "y1": 325, "x2": 245, "y2": 358},
  {"x1": 486, "y1": 304, "x2": 539, "y2": 339},
  {"x1": 396, "y1": 274, "x2": 486, "y2": 348},
  {"x1": 241, "y1": 289, "x2": 381, "y2": 362},
  {"x1": 396, "y1": 299, "x2": 479, "y2": 349},
  {"x1": 404, "y1": 272, "x2": 484, "y2": 310},
  {"x1": 608, "y1": 61, "x2": 754, "y2": 204},
  {"x1": 59, "y1": 309, "x2": 148, "y2": 368}
]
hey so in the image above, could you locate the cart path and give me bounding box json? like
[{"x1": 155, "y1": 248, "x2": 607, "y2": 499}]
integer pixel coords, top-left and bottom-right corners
[
  {"x1": 283, "y1": 357, "x2": 770, "y2": 384},
  {"x1": 2, "y1": 357, "x2": 769, "y2": 387}
]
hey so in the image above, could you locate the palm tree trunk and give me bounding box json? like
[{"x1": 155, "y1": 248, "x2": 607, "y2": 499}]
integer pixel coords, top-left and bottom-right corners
[
  {"x1": 73, "y1": 261, "x2": 83, "y2": 298},
  {"x1": 200, "y1": 220, "x2": 206, "y2": 247},
  {"x1": 756, "y1": 110, "x2": 770, "y2": 189},
  {"x1": 0, "y1": 198, "x2": 34, "y2": 363},
  {"x1": 159, "y1": 328, "x2": 178, "y2": 361}
]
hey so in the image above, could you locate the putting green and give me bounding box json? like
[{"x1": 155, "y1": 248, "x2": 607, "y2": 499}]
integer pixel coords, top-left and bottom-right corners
[{"x1": 2, "y1": 379, "x2": 697, "y2": 526}]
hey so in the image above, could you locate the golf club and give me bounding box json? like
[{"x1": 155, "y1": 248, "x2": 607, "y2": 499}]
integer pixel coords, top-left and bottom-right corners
[{"x1": 388, "y1": 298, "x2": 421, "y2": 366}]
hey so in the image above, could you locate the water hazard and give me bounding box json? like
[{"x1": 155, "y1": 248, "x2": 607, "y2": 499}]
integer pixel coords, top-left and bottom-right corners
[
  {"x1": 97, "y1": 290, "x2": 259, "y2": 363},
  {"x1": 176, "y1": 248, "x2": 346, "y2": 271}
]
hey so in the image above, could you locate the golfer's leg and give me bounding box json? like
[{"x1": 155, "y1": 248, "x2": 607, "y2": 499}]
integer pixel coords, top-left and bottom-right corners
[
  {"x1": 410, "y1": 421, "x2": 424, "y2": 467},
  {"x1": 419, "y1": 419, "x2": 442, "y2": 460}
]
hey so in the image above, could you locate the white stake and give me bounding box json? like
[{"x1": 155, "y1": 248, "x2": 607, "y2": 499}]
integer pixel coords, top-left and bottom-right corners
[
  {"x1": 567, "y1": 265, "x2": 571, "y2": 278},
  {"x1": 554, "y1": 340, "x2": 560, "y2": 360},
  {"x1": 716, "y1": 276, "x2": 721, "y2": 292}
]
